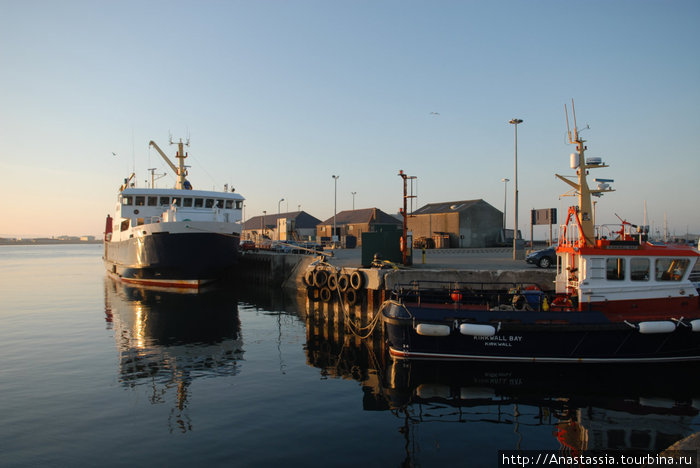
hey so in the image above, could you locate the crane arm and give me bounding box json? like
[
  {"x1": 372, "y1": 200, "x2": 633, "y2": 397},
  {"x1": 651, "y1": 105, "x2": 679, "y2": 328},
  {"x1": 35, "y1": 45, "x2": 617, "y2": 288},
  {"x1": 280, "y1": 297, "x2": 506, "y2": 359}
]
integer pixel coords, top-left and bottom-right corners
[{"x1": 149, "y1": 140, "x2": 179, "y2": 176}]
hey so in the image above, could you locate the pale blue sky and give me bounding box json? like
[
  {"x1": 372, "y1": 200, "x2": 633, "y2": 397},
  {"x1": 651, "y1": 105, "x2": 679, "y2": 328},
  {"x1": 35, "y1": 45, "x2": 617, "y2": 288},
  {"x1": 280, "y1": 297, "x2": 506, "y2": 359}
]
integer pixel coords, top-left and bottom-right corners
[{"x1": 2, "y1": 0, "x2": 699, "y2": 238}]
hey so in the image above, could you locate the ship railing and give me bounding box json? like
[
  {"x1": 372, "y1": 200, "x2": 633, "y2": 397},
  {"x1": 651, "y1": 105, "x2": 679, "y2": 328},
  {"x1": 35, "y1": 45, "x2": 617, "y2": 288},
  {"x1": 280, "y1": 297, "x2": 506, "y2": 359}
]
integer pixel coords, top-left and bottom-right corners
[{"x1": 391, "y1": 280, "x2": 550, "y2": 311}]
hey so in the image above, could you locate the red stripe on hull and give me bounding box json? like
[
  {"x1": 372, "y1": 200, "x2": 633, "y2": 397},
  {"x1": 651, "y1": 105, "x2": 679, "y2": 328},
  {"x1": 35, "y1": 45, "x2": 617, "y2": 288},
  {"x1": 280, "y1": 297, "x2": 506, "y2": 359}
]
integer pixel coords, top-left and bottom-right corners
[
  {"x1": 591, "y1": 296, "x2": 700, "y2": 322},
  {"x1": 107, "y1": 271, "x2": 210, "y2": 292}
]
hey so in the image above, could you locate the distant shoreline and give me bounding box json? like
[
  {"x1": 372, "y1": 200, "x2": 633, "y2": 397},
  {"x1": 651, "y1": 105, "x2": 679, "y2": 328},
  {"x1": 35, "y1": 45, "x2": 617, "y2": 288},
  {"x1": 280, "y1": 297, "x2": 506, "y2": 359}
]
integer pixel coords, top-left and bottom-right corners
[{"x1": 0, "y1": 239, "x2": 102, "y2": 246}]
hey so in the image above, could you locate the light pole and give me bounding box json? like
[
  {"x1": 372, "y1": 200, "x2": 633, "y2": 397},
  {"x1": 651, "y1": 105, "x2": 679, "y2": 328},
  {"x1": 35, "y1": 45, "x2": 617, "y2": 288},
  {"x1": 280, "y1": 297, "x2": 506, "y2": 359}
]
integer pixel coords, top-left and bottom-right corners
[
  {"x1": 501, "y1": 178, "x2": 509, "y2": 230},
  {"x1": 278, "y1": 198, "x2": 285, "y2": 240},
  {"x1": 262, "y1": 210, "x2": 266, "y2": 240},
  {"x1": 509, "y1": 118, "x2": 523, "y2": 261},
  {"x1": 351, "y1": 191, "x2": 357, "y2": 210},
  {"x1": 332, "y1": 175, "x2": 339, "y2": 246}
]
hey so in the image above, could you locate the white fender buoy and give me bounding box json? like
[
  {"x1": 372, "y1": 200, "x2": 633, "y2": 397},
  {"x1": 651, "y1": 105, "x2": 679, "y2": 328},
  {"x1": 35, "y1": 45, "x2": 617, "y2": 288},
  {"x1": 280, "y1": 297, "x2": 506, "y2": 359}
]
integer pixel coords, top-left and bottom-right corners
[
  {"x1": 460, "y1": 323, "x2": 496, "y2": 337},
  {"x1": 416, "y1": 383, "x2": 451, "y2": 399},
  {"x1": 638, "y1": 321, "x2": 676, "y2": 334},
  {"x1": 690, "y1": 319, "x2": 700, "y2": 332},
  {"x1": 415, "y1": 323, "x2": 451, "y2": 337}
]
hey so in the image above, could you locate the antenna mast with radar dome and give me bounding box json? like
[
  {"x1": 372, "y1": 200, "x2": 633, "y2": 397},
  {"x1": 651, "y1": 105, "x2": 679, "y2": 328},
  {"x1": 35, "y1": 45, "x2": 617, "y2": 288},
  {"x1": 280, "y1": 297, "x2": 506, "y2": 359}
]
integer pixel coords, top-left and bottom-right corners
[{"x1": 555, "y1": 100, "x2": 615, "y2": 246}]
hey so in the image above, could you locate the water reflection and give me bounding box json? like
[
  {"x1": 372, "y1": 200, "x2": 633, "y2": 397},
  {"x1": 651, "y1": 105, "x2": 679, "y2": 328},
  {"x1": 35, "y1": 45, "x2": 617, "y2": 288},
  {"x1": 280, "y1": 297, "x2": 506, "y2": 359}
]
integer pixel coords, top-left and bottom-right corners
[
  {"x1": 303, "y1": 297, "x2": 700, "y2": 461},
  {"x1": 103, "y1": 279, "x2": 242, "y2": 432}
]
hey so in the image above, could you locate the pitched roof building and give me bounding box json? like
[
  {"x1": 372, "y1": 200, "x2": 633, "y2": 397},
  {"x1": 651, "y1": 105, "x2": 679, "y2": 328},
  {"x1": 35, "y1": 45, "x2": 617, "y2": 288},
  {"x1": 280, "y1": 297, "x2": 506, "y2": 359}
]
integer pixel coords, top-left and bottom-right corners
[
  {"x1": 317, "y1": 208, "x2": 401, "y2": 247},
  {"x1": 408, "y1": 199, "x2": 503, "y2": 248},
  {"x1": 242, "y1": 211, "x2": 321, "y2": 241}
]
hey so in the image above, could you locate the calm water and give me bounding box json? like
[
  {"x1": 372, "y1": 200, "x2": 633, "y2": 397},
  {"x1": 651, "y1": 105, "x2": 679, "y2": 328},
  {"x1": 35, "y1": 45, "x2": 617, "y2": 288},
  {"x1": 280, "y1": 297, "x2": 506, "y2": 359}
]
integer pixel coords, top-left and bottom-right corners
[{"x1": 1, "y1": 244, "x2": 699, "y2": 467}]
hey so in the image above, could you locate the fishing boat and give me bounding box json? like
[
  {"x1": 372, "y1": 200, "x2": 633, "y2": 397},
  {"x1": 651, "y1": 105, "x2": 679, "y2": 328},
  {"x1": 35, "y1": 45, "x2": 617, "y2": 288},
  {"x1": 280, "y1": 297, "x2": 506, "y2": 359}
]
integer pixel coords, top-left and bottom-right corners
[
  {"x1": 381, "y1": 107, "x2": 700, "y2": 363},
  {"x1": 104, "y1": 138, "x2": 244, "y2": 291}
]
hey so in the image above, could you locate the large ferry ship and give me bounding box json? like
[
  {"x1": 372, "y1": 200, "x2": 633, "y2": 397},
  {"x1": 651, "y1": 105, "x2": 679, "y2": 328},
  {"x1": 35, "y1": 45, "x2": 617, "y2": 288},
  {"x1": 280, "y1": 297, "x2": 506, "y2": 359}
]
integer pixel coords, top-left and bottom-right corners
[
  {"x1": 104, "y1": 139, "x2": 244, "y2": 291},
  {"x1": 381, "y1": 105, "x2": 700, "y2": 362}
]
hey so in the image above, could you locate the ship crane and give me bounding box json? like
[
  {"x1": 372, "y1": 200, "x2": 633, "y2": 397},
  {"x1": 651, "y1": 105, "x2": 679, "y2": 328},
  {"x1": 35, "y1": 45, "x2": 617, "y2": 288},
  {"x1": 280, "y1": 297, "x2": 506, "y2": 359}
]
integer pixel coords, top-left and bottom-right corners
[{"x1": 149, "y1": 139, "x2": 192, "y2": 190}]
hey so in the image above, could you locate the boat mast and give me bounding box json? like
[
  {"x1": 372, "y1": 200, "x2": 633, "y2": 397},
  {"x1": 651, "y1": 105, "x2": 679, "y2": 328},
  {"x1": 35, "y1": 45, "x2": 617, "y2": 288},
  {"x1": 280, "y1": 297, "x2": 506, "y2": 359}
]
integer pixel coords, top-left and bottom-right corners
[
  {"x1": 555, "y1": 101, "x2": 612, "y2": 246},
  {"x1": 149, "y1": 138, "x2": 190, "y2": 190}
]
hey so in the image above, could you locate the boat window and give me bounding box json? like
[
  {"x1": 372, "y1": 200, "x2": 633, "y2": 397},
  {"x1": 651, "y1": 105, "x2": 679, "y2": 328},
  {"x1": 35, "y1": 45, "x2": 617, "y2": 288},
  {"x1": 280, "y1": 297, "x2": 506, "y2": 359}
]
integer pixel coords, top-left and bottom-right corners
[
  {"x1": 656, "y1": 258, "x2": 689, "y2": 281},
  {"x1": 135, "y1": 196, "x2": 145, "y2": 206},
  {"x1": 205, "y1": 199, "x2": 214, "y2": 208},
  {"x1": 194, "y1": 198, "x2": 204, "y2": 208},
  {"x1": 606, "y1": 258, "x2": 625, "y2": 281},
  {"x1": 630, "y1": 258, "x2": 650, "y2": 281},
  {"x1": 159, "y1": 196, "x2": 170, "y2": 206},
  {"x1": 225, "y1": 200, "x2": 233, "y2": 209},
  {"x1": 147, "y1": 196, "x2": 157, "y2": 206},
  {"x1": 136, "y1": 218, "x2": 144, "y2": 226},
  {"x1": 183, "y1": 198, "x2": 193, "y2": 207},
  {"x1": 216, "y1": 199, "x2": 224, "y2": 208},
  {"x1": 589, "y1": 258, "x2": 605, "y2": 279},
  {"x1": 121, "y1": 196, "x2": 133, "y2": 206},
  {"x1": 236, "y1": 201, "x2": 243, "y2": 210},
  {"x1": 120, "y1": 219, "x2": 130, "y2": 231},
  {"x1": 172, "y1": 198, "x2": 181, "y2": 207}
]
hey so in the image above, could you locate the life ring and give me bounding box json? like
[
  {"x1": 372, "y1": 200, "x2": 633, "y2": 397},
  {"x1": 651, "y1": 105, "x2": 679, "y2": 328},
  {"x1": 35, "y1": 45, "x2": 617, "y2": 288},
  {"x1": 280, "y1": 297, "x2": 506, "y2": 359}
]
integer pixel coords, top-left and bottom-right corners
[
  {"x1": 337, "y1": 274, "x2": 350, "y2": 292},
  {"x1": 314, "y1": 269, "x2": 328, "y2": 288},
  {"x1": 307, "y1": 286, "x2": 320, "y2": 302},
  {"x1": 551, "y1": 295, "x2": 573, "y2": 311},
  {"x1": 320, "y1": 286, "x2": 332, "y2": 303},
  {"x1": 345, "y1": 289, "x2": 359, "y2": 306},
  {"x1": 327, "y1": 273, "x2": 338, "y2": 291},
  {"x1": 350, "y1": 271, "x2": 364, "y2": 290}
]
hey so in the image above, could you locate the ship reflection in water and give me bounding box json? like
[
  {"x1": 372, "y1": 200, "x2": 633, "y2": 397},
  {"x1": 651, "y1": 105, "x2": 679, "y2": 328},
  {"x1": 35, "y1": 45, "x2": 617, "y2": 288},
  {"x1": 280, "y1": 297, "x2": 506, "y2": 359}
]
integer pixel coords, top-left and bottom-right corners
[
  {"x1": 103, "y1": 279, "x2": 243, "y2": 432},
  {"x1": 304, "y1": 299, "x2": 700, "y2": 461}
]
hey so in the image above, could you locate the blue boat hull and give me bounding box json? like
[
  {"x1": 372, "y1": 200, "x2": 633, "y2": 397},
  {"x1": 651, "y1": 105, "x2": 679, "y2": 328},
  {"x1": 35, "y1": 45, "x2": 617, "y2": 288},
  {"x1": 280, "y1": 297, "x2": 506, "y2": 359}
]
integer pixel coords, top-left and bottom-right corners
[{"x1": 382, "y1": 301, "x2": 700, "y2": 363}]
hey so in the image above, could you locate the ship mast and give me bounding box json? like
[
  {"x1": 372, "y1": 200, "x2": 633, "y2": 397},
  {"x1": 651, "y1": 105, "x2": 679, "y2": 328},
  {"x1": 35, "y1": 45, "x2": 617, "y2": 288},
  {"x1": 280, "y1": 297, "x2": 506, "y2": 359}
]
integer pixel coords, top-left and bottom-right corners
[
  {"x1": 555, "y1": 101, "x2": 613, "y2": 246},
  {"x1": 149, "y1": 138, "x2": 190, "y2": 190}
]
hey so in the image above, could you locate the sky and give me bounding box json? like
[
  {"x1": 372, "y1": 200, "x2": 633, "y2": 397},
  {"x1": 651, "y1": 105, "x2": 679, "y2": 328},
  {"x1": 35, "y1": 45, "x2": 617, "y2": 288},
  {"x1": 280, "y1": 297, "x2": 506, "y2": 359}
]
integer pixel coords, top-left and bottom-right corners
[{"x1": 2, "y1": 0, "x2": 699, "y2": 239}]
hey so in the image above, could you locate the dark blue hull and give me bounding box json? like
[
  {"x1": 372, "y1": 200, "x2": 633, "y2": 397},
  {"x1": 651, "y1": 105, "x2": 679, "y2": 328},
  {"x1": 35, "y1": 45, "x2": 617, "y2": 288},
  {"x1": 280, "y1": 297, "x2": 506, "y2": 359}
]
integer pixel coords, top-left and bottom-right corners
[
  {"x1": 104, "y1": 232, "x2": 239, "y2": 288},
  {"x1": 382, "y1": 301, "x2": 700, "y2": 363}
]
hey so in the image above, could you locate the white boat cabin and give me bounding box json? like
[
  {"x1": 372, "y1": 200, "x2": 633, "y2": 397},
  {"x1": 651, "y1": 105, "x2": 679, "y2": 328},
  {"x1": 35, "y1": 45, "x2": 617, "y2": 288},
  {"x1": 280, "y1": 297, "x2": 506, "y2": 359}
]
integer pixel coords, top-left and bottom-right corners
[{"x1": 114, "y1": 187, "x2": 244, "y2": 234}]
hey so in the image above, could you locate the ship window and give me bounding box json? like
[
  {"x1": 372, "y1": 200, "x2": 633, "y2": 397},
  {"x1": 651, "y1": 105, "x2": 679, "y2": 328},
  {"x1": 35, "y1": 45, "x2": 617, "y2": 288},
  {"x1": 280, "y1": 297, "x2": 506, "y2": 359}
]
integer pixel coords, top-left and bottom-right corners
[
  {"x1": 172, "y1": 198, "x2": 181, "y2": 207},
  {"x1": 147, "y1": 196, "x2": 157, "y2": 206},
  {"x1": 236, "y1": 201, "x2": 243, "y2": 209},
  {"x1": 183, "y1": 198, "x2": 193, "y2": 207},
  {"x1": 630, "y1": 258, "x2": 650, "y2": 281},
  {"x1": 606, "y1": 258, "x2": 625, "y2": 281},
  {"x1": 122, "y1": 196, "x2": 133, "y2": 206},
  {"x1": 120, "y1": 219, "x2": 130, "y2": 231},
  {"x1": 216, "y1": 199, "x2": 224, "y2": 208},
  {"x1": 656, "y1": 258, "x2": 689, "y2": 281},
  {"x1": 135, "y1": 196, "x2": 145, "y2": 206},
  {"x1": 159, "y1": 196, "x2": 170, "y2": 206},
  {"x1": 194, "y1": 198, "x2": 203, "y2": 208},
  {"x1": 205, "y1": 199, "x2": 214, "y2": 208},
  {"x1": 136, "y1": 218, "x2": 144, "y2": 226},
  {"x1": 225, "y1": 200, "x2": 233, "y2": 209}
]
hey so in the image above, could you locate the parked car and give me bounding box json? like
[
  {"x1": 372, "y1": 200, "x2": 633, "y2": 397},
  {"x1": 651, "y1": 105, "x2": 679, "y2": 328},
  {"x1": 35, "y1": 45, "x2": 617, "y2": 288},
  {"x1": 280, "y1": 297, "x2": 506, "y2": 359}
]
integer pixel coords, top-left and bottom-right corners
[
  {"x1": 526, "y1": 246, "x2": 556, "y2": 268},
  {"x1": 239, "y1": 240, "x2": 256, "y2": 252}
]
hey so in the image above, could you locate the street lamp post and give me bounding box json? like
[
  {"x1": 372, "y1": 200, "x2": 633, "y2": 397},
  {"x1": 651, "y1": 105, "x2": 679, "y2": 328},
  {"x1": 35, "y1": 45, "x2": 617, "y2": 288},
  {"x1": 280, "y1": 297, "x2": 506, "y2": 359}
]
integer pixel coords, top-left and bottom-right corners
[
  {"x1": 509, "y1": 118, "x2": 523, "y2": 261},
  {"x1": 278, "y1": 198, "x2": 285, "y2": 240},
  {"x1": 332, "y1": 175, "x2": 339, "y2": 246},
  {"x1": 351, "y1": 191, "x2": 357, "y2": 210},
  {"x1": 501, "y1": 178, "x2": 509, "y2": 230}
]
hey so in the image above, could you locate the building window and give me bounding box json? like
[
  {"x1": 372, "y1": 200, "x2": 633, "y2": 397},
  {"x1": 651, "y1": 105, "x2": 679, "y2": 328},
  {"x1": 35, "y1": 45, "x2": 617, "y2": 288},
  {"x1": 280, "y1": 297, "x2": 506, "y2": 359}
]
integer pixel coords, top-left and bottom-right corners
[
  {"x1": 606, "y1": 258, "x2": 625, "y2": 281},
  {"x1": 630, "y1": 258, "x2": 650, "y2": 281},
  {"x1": 656, "y1": 258, "x2": 689, "y2": 281}
]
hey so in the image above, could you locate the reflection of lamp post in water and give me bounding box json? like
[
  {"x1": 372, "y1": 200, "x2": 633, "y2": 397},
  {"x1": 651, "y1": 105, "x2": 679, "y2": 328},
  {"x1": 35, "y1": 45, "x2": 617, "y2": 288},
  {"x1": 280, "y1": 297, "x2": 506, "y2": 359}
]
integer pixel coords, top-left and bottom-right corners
[{"x1": 509, "y1": 118, "x2": 523, "y2": 261}]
